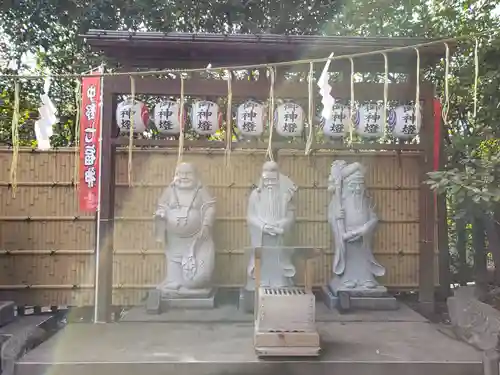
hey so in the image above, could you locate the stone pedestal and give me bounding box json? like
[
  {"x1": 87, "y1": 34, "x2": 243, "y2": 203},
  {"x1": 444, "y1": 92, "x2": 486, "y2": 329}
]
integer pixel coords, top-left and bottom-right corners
[
  {"x1": 239, "y1": 288, "x2": 254, "y2": 313},
  {"x1": 322, "y1": 285, "x2": 398, "y2": 311},
  {"x1": 146, "y1": 289, "x2": 216, "y2": 314}
]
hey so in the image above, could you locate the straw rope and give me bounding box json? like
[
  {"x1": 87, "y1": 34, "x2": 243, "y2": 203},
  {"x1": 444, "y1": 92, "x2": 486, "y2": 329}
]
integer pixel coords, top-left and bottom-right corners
[
  {"x1": 225, "y1": 70, "x2": 233, "y2": 166},
  {"x1": 73, "y1": 79, "x2": 82, "y2": 189},
  {"x1": 265, "y1": 67, "x2": 275, "y2": 161},
  {"x1": 305, "y1": 62, "x2": 314, "y2": 155},
  {"x1": 382, "y1": 53, "x2": 389, "y2": 140},
  {"x1": 1, "y1": 32, "x2": 491, "y2": 184},
  {"x1": 414, "y1": 48, "x2": 420, "y2": 125},
  {"x1": 348, "y1": 57, "x2": 355, "y2": 146},
  {"x1": 127, "y1": 76, "x2": 135, "y2": 186},
  {"x1": 9, "y1": 81, "x2": 20, "y2": 198},
  {"x1": 0, "y1": 32, "x2": 492, "y2": 80},
  {"x1": 177, "y1": 76, "x2": 185, "y2": 165},
  {"x1": 442, "y1": 43, "x2": 450, "y2": 125},
  {"x1": 473, "y1": 38, "x2": 479, "y2": 119}
]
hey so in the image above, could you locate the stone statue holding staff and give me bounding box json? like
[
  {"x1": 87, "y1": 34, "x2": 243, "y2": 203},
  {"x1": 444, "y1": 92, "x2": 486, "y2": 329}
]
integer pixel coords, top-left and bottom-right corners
[{"x1": 327, "y1": 160, "x2": 386, "y2": 293}]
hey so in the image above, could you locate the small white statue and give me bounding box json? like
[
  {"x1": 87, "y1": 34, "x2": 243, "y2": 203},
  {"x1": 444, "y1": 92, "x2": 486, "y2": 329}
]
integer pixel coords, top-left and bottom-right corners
[
  {"x1": 327, "y1": 160, "x2": 386, "y2": 292},
  {"x1": 245, "y1": 161, "x2": 298, "y2": 290},
  {"x1": 154, "y1": 162, "x2": 216, "y2": 296}
]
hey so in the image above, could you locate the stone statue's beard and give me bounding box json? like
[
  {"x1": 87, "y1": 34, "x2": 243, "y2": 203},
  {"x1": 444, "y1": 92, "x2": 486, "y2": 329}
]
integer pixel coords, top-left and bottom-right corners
[
  {"x1": 346, "y1": 189, "x2": 365, "y2": 213},
  {"x1": 259, "y1": 185, "x2": 282, "y2": 224},
  {"x1": 175, "y1": 180, "x2": 196, "y2": 190}
]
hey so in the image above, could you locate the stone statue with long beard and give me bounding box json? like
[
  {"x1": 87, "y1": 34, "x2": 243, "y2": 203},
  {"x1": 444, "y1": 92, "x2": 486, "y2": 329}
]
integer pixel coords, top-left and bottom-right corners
[
  {"x1": 327, "y1": 160, "x2": 386, "y2": 294},
  {"x1": 245, "y1": 161, "x2": 298, "y2": 291}
]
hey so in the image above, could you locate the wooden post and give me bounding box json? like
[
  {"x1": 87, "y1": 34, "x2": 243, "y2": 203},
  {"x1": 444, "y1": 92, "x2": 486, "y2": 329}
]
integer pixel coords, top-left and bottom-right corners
[
  {"x1": 304, "y1": 259, "x2": 312, "y2": 293},
  {"x1": 437, "y1": 194, "x2": 451, "y2": 298},
  {"x1": 418, "y1": 83, "x2": 436, "y2": 315},
  {"x1": 254, "y1": 247, "x2": 262, "y2": 323},
  {"x1": 94, "y1": 80, "x2": 116, "y2": 323}
]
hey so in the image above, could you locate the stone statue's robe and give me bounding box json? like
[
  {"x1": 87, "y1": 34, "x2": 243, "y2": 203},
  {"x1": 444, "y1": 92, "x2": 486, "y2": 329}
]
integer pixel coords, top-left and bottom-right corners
[
  {"x1": 329, "y1": 190, "x2": 385, "y2": 291},
  {"x1": 155, "y1": 182, "x2": 216, "y2": 291},
  {"x1": 246, "y1": 175, "x2": 297, "y2": 290}
]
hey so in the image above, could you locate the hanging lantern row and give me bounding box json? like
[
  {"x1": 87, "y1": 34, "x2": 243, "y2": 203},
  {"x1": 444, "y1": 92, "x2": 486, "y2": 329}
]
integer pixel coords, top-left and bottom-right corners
[
  {"x1": 116, "y1": 99, "x2": 223, "y2": 136},
  {"x1": 236, "y1": 100, "x2": 305, "y2": 137},
  {"x1": 323, "y1": 103, "x2": 422, "y2": 140},
  {"x1": 115, "y1": 98, "x2": 421, "y2": 140}
]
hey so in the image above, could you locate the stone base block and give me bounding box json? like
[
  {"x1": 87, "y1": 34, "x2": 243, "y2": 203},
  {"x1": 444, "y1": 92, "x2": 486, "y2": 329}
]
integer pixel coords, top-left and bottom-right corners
[
  {"x1": 334, "y1": 286, "x2": 389, "y2": 298},
  {"x1": 321, "y1": 286, "x2": 399, "y2": 311},
  {"x1": 0, "y1": 301, "x2": 15, "y2": 327},
  {"x1": 161, "y1": 287, "x2": 213, "y2": 299},
  {"x1": 328, "y1": 279, "x2": 389, "y2": 297},
  {"x1": 145, "y1": 290, "x2": 162, "y2": 315},
  {"x1": 145, "y1": 289, "x2": 216, "y2": 314},
  {"x1": 161, "y1": 292, "x2": 216, "y2": 310},
  {"x1": 239, "y1": 288, "x2": 254, "y2": 313}
]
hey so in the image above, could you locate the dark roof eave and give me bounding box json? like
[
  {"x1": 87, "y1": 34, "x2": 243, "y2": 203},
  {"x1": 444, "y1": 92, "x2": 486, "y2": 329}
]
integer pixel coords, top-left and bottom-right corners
[{"x1": 80, "y1": 30, "x2": 455, "y2": 55}]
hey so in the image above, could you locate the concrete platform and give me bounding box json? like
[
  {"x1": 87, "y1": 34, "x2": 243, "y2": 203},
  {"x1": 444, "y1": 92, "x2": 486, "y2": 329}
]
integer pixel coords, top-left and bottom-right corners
[{"x1": 16, "y1": 318, "x2": 483, "y2": 375}]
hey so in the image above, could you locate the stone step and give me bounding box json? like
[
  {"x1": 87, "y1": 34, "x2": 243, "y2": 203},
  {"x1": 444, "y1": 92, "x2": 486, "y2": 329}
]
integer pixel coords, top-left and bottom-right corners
[
  {"x1": 1, "y1": 314, "x2": 61, "y2": 375},
  {"x1": 0, "y1": 301, "x2": 15, "y2": 328}
]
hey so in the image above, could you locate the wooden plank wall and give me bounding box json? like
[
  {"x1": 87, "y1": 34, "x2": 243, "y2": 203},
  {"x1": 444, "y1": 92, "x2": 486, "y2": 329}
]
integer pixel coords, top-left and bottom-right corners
[{"x1": 0, "y1": 148, "x2": 436, "y2": 306}]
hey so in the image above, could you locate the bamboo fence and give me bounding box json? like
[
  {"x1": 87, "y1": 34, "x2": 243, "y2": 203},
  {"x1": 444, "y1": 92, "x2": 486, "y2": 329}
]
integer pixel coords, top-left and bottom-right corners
[{"x1": 0, "y1": 147, "x2": 436, "y2": 306}]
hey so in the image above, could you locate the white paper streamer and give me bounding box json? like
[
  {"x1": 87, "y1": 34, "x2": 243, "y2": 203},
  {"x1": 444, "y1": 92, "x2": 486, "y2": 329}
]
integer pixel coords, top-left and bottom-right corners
[
  {"x1": 34, "y1": 119, "x2": 53, "y2": 151},
  {"x1": 35, "y1": 74, "x2": 59, "y2": 150},
  {"x1": 317, "y1": 52, "x2": 335, "y2": 121}
]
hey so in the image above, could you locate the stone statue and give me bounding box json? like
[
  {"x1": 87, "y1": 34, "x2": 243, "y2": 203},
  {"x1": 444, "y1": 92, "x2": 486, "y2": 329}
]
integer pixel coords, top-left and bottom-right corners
[
  {"x1": 154, "y1": 162, "x2": 216, "y2": 297},
  {"x1": 327, "y1": 160, "x2": 386, "y2": 293},
  {"x1": 446, "y1": 286, "x2": 500, "y2": 375},
  {"x1": 245, "y1": 161, "x2": 298, "y2": 290},
  {"x1": 447, "y1": 286, "x2": 500, "y2": 352}
]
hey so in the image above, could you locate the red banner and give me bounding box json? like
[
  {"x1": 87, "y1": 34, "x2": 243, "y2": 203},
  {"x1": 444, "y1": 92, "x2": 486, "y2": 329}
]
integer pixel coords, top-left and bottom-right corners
[{"x1": 79, "y1": 73, "x2": 101, "y2": 212}]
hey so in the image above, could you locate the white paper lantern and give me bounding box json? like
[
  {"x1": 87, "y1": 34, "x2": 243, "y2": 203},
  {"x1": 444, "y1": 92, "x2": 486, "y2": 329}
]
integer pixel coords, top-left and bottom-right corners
[
  {"x1": 116, "y1": 99, "x2": 149, "y2": 134},
  {"x1": 323, "y1": 104, "x2": 350, "y2": 138},
  {"x1": 354, "y1": 104, "x2": 384, "y2": 139},
  {"x1": 191, "y1": 100, "x2": 220, "y2": 135},
  {"x1": 388, "y1": 105, "x2": 421, "y2": 139},
  {"x1": 275, "y1": 102, "x2": 304, "y2": 137},
  {"x1": 154, "y1": 100, "x2": 183, "y2": 135},
  {"x1": 236, "y1": 100, "x2": 265, "y2": 137}
]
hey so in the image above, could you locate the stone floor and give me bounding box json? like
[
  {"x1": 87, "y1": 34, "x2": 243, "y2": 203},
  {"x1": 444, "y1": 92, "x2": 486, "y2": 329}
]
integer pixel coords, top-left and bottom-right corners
[{"x1": 15, "y1": 303, "x2": 484, "y2": 375}]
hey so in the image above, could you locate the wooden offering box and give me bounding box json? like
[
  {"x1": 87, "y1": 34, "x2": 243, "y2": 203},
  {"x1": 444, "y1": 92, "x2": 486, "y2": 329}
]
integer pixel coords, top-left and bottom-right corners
[{"x1": 253, "y1": 246, "x2": 321, "y2": 357}]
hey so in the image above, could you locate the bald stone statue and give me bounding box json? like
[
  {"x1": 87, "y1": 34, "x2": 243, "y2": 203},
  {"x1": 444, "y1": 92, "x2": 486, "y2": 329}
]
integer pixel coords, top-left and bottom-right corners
[
  {"x1": 154, "y1": 162, "x2": 216, "y2": 297},
  {"x1": 245, "y1": 161, "x2": 298, "y2": 291}
]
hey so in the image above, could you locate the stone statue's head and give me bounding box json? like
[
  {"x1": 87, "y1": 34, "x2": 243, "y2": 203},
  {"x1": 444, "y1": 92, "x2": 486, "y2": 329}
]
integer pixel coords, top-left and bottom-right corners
[
  {"x1": 261, "y1": 161, "x2": 280, "y2": 187},
  {"x1": 343, "y1": 163, "x2": 365, "y2": 196},
  {"x1": 328, "y1": 160, "x2": 348, "y2": 192},
  {"x1": 173, "y1": 162, "x2": 198, "y2": 190}
]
